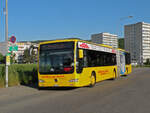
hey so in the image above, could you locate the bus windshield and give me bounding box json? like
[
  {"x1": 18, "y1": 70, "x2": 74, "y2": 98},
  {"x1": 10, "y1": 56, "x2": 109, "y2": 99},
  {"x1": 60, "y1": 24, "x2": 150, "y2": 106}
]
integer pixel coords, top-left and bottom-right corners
[{"x1": 39, "y1": 42, "x2": 74, "y2": 74}]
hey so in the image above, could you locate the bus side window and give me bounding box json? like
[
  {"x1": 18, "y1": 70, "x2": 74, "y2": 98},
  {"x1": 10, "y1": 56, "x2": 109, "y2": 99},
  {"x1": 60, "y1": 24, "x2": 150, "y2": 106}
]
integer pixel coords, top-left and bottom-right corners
[
  {"x1": 77, "y1": 49, "x2": 84, "y2": 73},
  {"x1": 83, "y1": 50, "x2": 88, "y2": 67}
]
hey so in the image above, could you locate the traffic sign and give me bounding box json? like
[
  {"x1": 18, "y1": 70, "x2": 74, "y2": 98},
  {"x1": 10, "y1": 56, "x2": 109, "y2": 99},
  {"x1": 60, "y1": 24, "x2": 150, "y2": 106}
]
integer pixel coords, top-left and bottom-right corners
[
  {"x1": 9, "y1": 36, "x2": 16, "y2": 43},
  {"x1": 8, "y1": 36, "x2": 18, "y2": 52},
  {"x1": 9, "y1": 45, "x2": 18, "y2": 51},
  {"x1": 6, "y1": 52, "x2": 11, "y2": 56}
]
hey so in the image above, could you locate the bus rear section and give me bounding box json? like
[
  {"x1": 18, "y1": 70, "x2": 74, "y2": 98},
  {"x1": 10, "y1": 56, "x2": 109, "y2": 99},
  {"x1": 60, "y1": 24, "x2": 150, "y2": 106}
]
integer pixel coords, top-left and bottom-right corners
[
  {"x1": 125, "y1": 52, "x2": 132, "y2": 75},
  {"x1": 117, "y1": 49, "x2": 132, "y2": 76}
]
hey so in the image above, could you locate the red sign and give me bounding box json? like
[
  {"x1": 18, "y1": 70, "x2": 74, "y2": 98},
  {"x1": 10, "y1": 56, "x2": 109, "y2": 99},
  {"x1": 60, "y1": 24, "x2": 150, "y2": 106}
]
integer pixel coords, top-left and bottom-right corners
[
  {"x1": 98, "y1": 70, "x2": 109, "y2": 75},
  {"x1": 10, "y1": 36, "x2": 16, "y2": 43},
  {"x1": 112, "y1": 49, "x2": 116, "y2": 53},
  {"x1": 79, "y1": 43, "x2": 89, "y2": 49},
  {"x1": 41, "y1": 75, "x2": 64, "y2": 78}
]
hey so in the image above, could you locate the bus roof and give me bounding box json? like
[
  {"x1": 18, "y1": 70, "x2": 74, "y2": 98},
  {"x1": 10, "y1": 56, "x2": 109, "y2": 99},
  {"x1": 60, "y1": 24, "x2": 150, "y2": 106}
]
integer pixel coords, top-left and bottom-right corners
[
  {"x1": 39, "y1": 38, "x2": 79, "y2": 45},
  {"x1": 39, "y1": 38, "x2": 130, "y2": 53},
  {"x1": 118, "y1": 48, "x2": 129, "y2": 53},
  {"x1": 39, "y1": 38, "x2": 114, "y2": 49}
]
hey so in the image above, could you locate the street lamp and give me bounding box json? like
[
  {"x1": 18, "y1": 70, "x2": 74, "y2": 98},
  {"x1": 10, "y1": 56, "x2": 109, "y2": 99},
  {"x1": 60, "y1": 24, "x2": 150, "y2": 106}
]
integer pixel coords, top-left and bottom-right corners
[
  {"x1": 5, "y1": 0, "x2": 8, "y2": 87},
  {"x1": 120, "y1": 16, "x2": 133, "y2": 21},
  {"x1": 118, "y1": 16, "x2": 133, "y2": 37},
  {"x1": 117, "y1": 16, "x2": 133, "y2": 76},
  {"x1": 118, "y1": 16, "x2": 133, "y2": 47}
]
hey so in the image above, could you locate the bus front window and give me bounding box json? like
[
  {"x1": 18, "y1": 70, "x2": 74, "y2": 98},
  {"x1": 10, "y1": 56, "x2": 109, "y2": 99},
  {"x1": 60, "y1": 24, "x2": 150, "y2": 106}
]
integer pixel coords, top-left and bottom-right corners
[{"x1": 39, "y1": 42, "x2": 74, "y2": 74}]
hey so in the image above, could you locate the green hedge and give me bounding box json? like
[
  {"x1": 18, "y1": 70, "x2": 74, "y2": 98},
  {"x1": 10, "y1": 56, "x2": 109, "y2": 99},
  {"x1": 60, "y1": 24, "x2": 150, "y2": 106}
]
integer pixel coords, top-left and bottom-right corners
[
  {"x1": 0, "y1": 64, "x2": 38, "y2": 88},
  {"x1": 0, "y1": 64, "x2": 5, "y2": 87}
]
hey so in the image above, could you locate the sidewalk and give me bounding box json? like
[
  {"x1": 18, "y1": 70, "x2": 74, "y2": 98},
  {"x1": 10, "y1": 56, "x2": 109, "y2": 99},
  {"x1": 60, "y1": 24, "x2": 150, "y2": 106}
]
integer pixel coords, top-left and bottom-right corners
[{"x1": 0, "y1": 86, "x2": 39, "y2": 101}]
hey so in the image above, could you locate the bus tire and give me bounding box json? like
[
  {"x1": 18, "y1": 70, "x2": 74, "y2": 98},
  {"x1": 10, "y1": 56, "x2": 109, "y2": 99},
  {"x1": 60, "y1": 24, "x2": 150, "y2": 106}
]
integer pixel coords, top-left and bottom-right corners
[
  {"x1": 123, "y1": 68, "x2": 128, "y2": 76},
  {"x1": 126, "y1": 68, "x2": 128, "y2": 75},
  {"x1": 89, "y1": 72, "x2": 96, "y2": 87},
  {"x1": 110, "y1": 69, "x2": 116, "y2": 80},
  {"x1": 113, "y1": 69, "x2": 117, "y2": 79}
]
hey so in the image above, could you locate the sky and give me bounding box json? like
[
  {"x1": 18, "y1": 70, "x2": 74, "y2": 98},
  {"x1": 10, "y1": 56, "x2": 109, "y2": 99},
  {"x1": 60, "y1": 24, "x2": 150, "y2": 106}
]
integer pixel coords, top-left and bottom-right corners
[{"x1": 0, "y1": 0, "x2": 150, "y2": 42}]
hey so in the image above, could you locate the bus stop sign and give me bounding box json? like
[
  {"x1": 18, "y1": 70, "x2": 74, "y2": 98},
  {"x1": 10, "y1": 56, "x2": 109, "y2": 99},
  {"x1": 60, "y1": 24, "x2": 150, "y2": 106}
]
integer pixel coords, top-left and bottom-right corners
[{"x1": 10, "y1": 36, "x2": 16, "y2": 43}]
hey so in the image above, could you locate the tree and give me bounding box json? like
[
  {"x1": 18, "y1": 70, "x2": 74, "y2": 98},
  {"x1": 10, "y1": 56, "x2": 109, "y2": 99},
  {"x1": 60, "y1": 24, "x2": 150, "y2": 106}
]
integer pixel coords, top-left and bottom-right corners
[
  {"x1": 23, "y1": 48, "x2": 31, "y2": 63},
  {"x1": 118, "y1": 38, "x2": 124, "y2": 49},
  {"x1": 0, "y1": 53, "x2": 5, "y2": 64},
  {"x1": 144, "y1": 59, "x2": 150, "y2": 65},
  {"x1": 29, "y1": 45, "x2": 36, "y2": 63},
  {"x1": 10, "y1": 52, "x2": 16, "y2": 64},
  {"x1": 23, "y1": 45, "x2": 37, "y2": 64}
]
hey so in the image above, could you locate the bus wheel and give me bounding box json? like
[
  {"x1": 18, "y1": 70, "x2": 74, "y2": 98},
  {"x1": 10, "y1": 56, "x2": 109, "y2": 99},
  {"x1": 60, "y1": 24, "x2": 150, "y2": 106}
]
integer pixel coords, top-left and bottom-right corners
[
  {"x1": 110, "y1": 70, "x2": 116, "y2": 80},
  {"x1": 89, "y1": 72, "x2": 96, "y2": 87},
  {"x1": 113, "y1": 70, "x2": 117, "y2": 79},
  {"x1": 123, "y1": 68, "x2": 128, "y2": 76},
  {"x1": 126, "y1": 68, "x2": 128, "y2": 74}
]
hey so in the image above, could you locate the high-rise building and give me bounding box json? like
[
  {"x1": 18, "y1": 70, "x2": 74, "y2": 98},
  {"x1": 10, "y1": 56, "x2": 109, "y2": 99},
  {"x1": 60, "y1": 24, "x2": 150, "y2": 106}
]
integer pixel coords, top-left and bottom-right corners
[
  {"x1": 91, "y1": 32, "x2": 118, "y2": 48},
  {"x1": 125, "y1": 22, "x2": 150, "y2": 64}
]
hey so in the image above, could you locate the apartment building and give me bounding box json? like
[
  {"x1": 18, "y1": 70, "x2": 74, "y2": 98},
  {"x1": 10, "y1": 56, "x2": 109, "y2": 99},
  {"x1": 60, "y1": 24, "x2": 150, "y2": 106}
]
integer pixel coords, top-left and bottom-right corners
[
  {"x1": 0, "y1": 42, "x2": 7, "y2": 55},
  {"x1": 13, "y1": 42, "x2": 38, "y2": 63},
  {"x1": 0, "y1": 41, "x2": 38, "y2": 63},
  {"x1": 125, "y1": 22, "x2": 150, "y2": 64},
  {"x1": 91, "y1": 32, "x2": 118, "y2": 48}
]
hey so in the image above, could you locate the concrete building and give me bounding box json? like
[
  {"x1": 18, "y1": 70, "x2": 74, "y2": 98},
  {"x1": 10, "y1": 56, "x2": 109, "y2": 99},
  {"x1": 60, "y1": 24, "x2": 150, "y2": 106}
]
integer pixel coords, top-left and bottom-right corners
[
  {"x1": 13, "y1": 42, "x2": 38, "y2": 63},
  {"x1": 91, "y1": 32, "x2": 118, "y2": 48},
  {"x1": 0, "y1": 42, "x2": 7, "y2": 56},
  {"x1": 125, "y1": 22, "x2": 150, "y2": 64},
  {"x1": 0, "y1": 41, "x2": 38, "y2": 63}
]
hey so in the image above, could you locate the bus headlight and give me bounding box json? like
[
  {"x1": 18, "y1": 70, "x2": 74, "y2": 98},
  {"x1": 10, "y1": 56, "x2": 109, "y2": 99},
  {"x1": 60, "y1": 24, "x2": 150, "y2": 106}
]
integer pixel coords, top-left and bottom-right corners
[
  {"x1": 39, "y1": 80, "x2": 45, "y2": 83},
  {"x1": 69, "y1": 79, "x2": 78, "y2": 82}
]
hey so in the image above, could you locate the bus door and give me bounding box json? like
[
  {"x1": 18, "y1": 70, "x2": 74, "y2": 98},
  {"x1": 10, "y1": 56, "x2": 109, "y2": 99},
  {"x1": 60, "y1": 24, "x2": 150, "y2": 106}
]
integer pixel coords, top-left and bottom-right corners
[{"x1": 120, "y1": 51, "x2": 126, "y2": 75}]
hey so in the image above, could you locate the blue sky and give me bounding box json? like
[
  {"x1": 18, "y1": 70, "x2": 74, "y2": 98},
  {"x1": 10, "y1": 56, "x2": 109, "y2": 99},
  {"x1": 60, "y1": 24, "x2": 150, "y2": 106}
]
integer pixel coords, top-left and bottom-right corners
[{"x1": 0, "y1": 0, "x2": 150, "y2": 42}]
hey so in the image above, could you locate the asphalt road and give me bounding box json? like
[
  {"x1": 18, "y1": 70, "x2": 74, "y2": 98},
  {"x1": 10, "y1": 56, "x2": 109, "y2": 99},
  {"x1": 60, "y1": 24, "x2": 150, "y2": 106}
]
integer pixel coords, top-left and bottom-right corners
[{"x1": 0, "y1": 67, "x2": 150, "y2": 113}]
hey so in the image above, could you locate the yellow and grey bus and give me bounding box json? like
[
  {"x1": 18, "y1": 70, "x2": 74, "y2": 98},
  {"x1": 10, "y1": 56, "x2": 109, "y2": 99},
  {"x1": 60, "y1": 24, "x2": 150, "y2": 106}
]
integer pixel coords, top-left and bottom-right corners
[{"x1": 38, "y1": 39, "x2": 131, "y2": 88}]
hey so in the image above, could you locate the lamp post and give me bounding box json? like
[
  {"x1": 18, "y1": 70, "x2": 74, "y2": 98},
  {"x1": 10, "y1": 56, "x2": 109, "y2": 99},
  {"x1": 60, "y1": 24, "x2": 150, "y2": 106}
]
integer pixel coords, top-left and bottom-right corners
[
  {"x1": 118, "y1": 16, "x2": 133, "y2": 37},
  {"x1": 5, "y1": 0, "x2": 8, "y2": 87},
  {"x1": 120, "y1": 16, "x2": 133, "y2": 21},
  {"x1": 117, "y1": 16, "x2": 133, "y2": 49},
  {"x1": 117, "y1": 16, "x2": 133, "y2": 77}
]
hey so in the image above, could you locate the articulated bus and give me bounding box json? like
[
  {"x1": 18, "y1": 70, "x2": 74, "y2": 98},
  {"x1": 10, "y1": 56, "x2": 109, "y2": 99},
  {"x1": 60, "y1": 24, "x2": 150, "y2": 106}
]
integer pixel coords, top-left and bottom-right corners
[{"x1": 38, "y1": 39, "x2": 132, "y2": 88}]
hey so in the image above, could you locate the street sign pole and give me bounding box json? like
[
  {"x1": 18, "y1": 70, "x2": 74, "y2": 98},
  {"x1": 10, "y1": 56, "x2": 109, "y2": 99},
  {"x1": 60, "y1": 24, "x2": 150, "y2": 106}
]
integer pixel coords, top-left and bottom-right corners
[{"x1": 5, "y1": 0, "x2": 8, "y2": 88}]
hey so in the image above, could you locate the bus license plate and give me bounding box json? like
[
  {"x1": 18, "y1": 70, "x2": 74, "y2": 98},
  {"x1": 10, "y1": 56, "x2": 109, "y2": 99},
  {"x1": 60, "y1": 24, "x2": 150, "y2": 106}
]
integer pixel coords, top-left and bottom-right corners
[{"x1": 54, "y1": 84, "x2": 59, "y2": 87}]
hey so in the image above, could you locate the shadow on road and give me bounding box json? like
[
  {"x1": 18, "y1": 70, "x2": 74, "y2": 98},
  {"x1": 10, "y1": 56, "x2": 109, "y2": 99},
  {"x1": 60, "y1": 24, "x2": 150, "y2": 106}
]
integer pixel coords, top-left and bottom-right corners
[
  {"x1": 120, "y1": 75, "x2": 128, "y2": 77},
  {"x1": 21, "y1": 83, "x2": 78, "y2": 91},
  {"x1": 38, "y1": 87, "x2": 78, "y2": 91},
  {"x1": 21, "y1": 83, "x2": 38, "y2": 89}
]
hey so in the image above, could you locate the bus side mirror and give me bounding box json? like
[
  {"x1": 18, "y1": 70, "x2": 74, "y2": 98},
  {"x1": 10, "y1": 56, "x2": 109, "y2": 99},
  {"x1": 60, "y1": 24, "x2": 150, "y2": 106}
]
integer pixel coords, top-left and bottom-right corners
[{"x1": 79, "y1": 49, "x2": 83, "y2": 59}]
